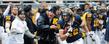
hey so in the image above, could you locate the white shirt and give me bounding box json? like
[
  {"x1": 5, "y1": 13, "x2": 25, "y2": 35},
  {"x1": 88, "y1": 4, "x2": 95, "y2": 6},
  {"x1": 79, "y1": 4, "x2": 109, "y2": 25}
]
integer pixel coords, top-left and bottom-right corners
[{"x1": 8, "y1": 16, "x2": 35, "y2": 44}]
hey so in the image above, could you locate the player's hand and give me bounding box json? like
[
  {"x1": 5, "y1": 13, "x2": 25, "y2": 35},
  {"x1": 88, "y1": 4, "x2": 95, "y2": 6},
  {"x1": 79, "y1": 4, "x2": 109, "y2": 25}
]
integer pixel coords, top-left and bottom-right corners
[{"x1": 50, "y1": 25, "x2": 57, "y2": 29}]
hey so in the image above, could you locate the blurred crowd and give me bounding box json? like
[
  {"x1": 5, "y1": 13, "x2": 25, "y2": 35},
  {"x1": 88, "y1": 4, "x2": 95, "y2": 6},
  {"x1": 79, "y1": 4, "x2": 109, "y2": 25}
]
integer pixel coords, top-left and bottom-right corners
[{"x1": 0, "y1": 1, "x2": 109, "y2": 44}]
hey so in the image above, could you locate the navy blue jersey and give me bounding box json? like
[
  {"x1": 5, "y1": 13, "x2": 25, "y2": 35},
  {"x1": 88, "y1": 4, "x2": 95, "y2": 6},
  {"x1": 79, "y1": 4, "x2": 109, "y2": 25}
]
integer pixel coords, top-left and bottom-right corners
[
  {"x1": 4, "y1": 15, "x2": 15, "y2": 31},
  {"x1": 66, "y1": 15, "x2": 82, "y2": 43},
  {"x1": 66, "y1": 27, "x2": 82, "y2": 43}
]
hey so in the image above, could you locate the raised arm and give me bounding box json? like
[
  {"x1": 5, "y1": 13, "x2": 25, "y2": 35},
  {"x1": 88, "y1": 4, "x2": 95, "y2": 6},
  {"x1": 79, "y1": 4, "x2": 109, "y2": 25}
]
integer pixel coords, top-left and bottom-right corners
[{"x1": 3, "y1": 4, "x2": 11, "y2": 16}]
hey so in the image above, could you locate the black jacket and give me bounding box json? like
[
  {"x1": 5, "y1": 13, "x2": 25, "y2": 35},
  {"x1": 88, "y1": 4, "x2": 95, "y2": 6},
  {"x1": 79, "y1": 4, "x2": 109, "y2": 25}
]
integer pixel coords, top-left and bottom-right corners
[
  {"x1": 24, "y1": 16, "x2": 37, "y2": 44},
  {"x1": 37, "y1": 13, "x2": 56, "y2": 41},
  {"x1": 25, "y1": 16, "x2": 37, "y2": 33}
]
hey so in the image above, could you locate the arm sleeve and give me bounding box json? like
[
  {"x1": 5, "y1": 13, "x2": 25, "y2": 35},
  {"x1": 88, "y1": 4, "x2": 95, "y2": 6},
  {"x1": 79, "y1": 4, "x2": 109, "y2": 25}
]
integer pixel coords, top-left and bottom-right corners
[
  {"x1": 3, "y1": 5, "x2": 10, "y2": 16},
  {"x1": 37, "y1": 16, "x2": 50, "y2": 30},
  {"x1": 25, "y1": 30, "x2": 35, "y2": 38},
  {"x1": 25, "y1": 26, "x2": 35, "y2": 38}
]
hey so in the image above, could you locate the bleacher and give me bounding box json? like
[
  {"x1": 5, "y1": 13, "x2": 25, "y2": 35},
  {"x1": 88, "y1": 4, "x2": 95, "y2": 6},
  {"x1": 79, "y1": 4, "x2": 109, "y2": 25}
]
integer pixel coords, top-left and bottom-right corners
[{"x1": 0, "y1": 0, "x2": 108, "y2": 5}]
